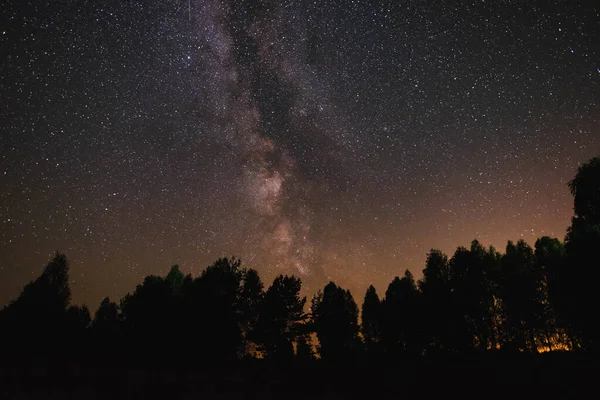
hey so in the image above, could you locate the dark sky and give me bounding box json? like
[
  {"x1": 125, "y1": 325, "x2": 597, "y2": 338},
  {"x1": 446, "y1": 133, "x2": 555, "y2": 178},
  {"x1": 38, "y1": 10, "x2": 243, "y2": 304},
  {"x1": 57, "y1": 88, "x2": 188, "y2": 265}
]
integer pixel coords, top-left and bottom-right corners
[{"x1": 1, "y1": 0, "x2": 599, "y2": 309}]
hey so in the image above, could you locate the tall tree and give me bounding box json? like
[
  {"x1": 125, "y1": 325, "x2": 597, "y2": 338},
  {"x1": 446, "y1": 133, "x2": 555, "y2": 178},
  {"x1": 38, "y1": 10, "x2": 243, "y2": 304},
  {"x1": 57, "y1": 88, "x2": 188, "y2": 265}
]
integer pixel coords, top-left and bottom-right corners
[
  {"x1": 165, "y1": 264, "x2": 185, "y2": 296},
  {"x1": 0, "y1": 253, "x2": 74, "y2": 358},
  {"x1": 239, "y1": 268, "x2": 264, "y2": 355},
  {"x1": 534, "y1": 236, "x2": 570, "y2": 350},
  {"x1": 448, "y1": 240, "x2": 497, "y2": 352},
  {"x1": 497, "y1": 240, "x2": 546, "y2": 352},
  {"x1": 189, "y1": 257, "x2": 244, "y2": 361},
  {"x1": 90, "y1": 296, "x2": 121, "y2": 359},
  {"x1": 119, "y1": 275, "x2": 172, "y2": 333},
  {"x1": 361, "y1": 285, "x2": 381, "y2": 354},
  {"x1": 380, "y1": 271, "x2": 422, "y2": 357},
  {"x1": 92, "y1": 296, "x2": 120, "y2": 334},
  {"x1": 311, "y1": 281, "x2": 361, "y2": 361},
  {"x1": 419, "y1": 249, "x2": 452, "y2": 353},
  {"x1": 255, "y1": 275, "x2": 306, "y2": 360},
  {"x1": 164, "y1": 264, "x2": 187, "y2": 338},
  {"x1": 0, "y1": 253, "x2": 71, "y2": 332},
  {"x1": 565, "y1": 157, "x2": 600, "y2": 350},
  {"x1": 484, "y1": 245, "x2": 503, "y2": 351},
  {"x1": 119, "y1": 274, "x2": 174, "y2": 361}
]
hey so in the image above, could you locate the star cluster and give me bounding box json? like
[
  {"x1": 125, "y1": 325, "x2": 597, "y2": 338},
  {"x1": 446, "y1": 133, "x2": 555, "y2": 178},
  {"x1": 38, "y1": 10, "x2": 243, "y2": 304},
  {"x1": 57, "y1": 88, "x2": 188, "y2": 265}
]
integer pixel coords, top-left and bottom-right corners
[{"x1": 1, "y1": 0, "x2": 599, "y2": 308}]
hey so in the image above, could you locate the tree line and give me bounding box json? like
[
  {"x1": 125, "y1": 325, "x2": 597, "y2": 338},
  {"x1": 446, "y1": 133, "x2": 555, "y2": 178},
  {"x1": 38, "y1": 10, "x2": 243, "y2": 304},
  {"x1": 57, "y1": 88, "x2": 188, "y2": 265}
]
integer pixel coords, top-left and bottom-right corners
[{"x1": 0, "y1": 157, "x2": 598, "y2": 364}]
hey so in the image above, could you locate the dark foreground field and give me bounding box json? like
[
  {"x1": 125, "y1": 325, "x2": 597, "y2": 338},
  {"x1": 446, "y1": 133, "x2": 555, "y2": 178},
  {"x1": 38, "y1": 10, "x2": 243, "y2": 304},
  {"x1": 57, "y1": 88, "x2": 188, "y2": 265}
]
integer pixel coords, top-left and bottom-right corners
[{"x1": 0, "y1": 354, "x2": 596, "y2": 399}]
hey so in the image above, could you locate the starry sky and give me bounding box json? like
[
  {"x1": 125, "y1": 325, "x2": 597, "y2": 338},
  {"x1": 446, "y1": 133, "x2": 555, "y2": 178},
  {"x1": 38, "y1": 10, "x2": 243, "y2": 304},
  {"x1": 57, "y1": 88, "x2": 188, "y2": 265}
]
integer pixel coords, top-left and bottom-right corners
[{"x1": 1, "y1": 0, "x2": 599, "y2": 309}]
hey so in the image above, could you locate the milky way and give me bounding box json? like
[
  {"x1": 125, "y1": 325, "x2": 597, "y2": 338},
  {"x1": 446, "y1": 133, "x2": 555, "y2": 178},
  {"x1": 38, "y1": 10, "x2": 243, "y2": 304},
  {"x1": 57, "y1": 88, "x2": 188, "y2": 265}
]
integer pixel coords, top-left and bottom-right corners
[{"x1": 0, "y1": 0, "x2": 599, "y2": 309}]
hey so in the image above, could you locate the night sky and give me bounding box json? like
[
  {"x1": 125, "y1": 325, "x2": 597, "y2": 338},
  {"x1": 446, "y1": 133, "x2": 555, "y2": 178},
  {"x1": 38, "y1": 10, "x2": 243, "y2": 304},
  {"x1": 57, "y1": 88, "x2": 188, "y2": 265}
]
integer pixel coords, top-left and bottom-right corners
[{"x1": 1, "y1": 0, "x2": 599, "y2": 309}]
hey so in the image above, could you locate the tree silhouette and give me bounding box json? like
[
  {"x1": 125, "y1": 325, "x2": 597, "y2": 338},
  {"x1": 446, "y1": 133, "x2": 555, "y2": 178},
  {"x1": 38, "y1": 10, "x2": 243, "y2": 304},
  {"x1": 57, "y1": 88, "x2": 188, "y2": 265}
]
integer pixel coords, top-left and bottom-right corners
[
  {"x1": 311, "y1": 281, "x2": 361, "y2": 361},
  {"x1": 361, "y1": 285, "x2": 382, "y2": 355},
  {"x1": 239, "y1": 268, "x2": 265, "y2": 355},
  {"x1": 92, "y1": 297, "x2": 120, "y2": 333},
  {"x1": 419, "y1": 249, "x2": 453, "y2": 353},
  {"x1": 165, "y1": 264, "x2": 185, "y2": 296},
  {"x1": 0, "y1": 253, "x2": 71, "y2": 333},
  {"x1": 565, "y1": 218, "x2": 600, "y2": 350},
  {"x1": 120, "y1": 275, "x2": 172, "y2": 332},
  {"x1": 564, "y1": 157, "x2": 600, "y2": 350},
  {"x1": 380, "y1": 271, "x2": 422, "y2": 357},
  {"x1": 534, "y1": 236, "x2": 571, "y2": 350},
  {"x1": 0, "y1": 252, "x2": 93, "y2": 361},
  {"x1": 188, "y1": 257, "x2": 244, "y2": 361},
  {"x1": 448, "y1": 240, "x2": 497, "y2": 353},
  {"x1": 119, "y1": 274, "x2": 175, "y2": 361},
  {"x1": 255, "y1": 275, "x2": 306, "y2": 361},
  {"x1": 497, "y1": 240, "x2": 546, "y2": 352}
]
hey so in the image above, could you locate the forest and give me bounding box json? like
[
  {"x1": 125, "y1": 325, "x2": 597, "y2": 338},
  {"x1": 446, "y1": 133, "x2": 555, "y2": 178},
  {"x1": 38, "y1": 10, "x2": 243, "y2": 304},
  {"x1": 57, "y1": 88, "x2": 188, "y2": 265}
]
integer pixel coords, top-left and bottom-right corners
[{"x1": 0, "y1": 158, "x2": 598, "y2": 369}]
